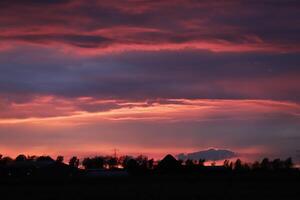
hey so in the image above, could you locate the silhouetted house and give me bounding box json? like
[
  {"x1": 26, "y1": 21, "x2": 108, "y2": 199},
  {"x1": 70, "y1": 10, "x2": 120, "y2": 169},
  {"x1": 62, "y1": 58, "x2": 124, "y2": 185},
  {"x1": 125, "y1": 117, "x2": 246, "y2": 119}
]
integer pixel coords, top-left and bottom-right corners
[
  {"x1": 157, "y1": 154, "x2": 181, "y2": 172},
  {"x1": 39, "y1": 162, "x2": 79, "y2": 178}
]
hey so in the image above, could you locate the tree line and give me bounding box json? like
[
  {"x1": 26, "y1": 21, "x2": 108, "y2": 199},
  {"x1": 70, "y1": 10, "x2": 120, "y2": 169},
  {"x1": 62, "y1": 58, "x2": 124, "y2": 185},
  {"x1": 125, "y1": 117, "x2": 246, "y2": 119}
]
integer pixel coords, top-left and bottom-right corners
[{"x1": 0, "y1": 153, "x2": 295, "y2": 171}]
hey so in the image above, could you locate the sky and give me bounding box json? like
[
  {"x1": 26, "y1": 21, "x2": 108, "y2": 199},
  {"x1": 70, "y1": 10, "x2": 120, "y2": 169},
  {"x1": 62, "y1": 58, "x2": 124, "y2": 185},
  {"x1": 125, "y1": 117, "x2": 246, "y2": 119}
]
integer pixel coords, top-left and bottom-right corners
[{"x1": 0, "y1": 0, "x2": 300, "y2": 162}]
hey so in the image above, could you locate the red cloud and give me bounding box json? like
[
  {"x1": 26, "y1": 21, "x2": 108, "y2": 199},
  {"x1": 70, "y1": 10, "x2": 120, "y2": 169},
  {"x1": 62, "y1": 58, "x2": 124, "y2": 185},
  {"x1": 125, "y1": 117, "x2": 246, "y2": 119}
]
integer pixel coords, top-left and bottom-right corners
[{"x1": 0, "y1": 1, "x2": 299, "y2": 54}]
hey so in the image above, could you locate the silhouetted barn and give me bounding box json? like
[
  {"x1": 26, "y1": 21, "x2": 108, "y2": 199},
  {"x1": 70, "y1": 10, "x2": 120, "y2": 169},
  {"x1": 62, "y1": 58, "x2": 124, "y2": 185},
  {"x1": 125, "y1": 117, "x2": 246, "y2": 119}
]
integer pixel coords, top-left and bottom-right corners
[{"x1": 157, "y1": 154, "x2": 181, "y2": 172}]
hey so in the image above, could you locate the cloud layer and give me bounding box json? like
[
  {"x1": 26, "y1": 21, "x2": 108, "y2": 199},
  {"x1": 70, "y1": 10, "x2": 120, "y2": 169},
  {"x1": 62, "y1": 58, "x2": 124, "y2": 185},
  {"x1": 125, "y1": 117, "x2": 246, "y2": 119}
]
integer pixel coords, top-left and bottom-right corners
[
  {"x1": 0, "y1": 0, "x2": 299, "y2": 162},
  {"x1": 0, "y1": 0, "x2": 299, "y2": 53},
  {"x1": 1, "y1": 48, "x2": 300, "y2": 102}
]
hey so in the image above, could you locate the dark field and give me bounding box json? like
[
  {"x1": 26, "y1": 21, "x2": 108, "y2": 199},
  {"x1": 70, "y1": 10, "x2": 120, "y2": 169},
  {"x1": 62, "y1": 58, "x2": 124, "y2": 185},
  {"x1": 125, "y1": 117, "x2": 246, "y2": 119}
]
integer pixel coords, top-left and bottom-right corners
[{"x1": 1, "y1": 176, "x2": 299, "y2": 200}]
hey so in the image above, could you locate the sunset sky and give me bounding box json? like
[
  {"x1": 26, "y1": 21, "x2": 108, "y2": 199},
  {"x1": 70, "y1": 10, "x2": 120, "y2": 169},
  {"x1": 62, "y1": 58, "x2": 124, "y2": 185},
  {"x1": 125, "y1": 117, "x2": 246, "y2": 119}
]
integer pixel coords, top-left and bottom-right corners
[{"x1": 0, "y1": 0, "x2": 299, "y2": 162}]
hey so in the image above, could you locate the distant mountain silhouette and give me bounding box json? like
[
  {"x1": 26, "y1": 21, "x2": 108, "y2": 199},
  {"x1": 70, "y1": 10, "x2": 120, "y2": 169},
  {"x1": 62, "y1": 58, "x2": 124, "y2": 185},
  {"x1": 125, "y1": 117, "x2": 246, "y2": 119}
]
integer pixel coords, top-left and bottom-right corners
[{"x1": 177, "y1": 148, "x2": 237, "y2": 161}]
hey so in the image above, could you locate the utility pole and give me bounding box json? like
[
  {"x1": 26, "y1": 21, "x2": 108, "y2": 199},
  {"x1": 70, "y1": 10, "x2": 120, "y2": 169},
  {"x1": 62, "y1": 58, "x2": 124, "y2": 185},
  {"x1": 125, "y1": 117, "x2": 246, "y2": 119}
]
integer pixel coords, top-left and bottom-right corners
[{"x1": 113, "y1": 148, "x2": 119, "y2": 158}]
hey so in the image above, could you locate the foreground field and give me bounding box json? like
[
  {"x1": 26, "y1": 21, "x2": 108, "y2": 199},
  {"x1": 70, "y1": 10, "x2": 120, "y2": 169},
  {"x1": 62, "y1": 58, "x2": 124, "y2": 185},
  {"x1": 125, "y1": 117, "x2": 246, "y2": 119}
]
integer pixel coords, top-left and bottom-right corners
[{"x1": 1, "y1": 176, "x2": 299, "y2": 200}]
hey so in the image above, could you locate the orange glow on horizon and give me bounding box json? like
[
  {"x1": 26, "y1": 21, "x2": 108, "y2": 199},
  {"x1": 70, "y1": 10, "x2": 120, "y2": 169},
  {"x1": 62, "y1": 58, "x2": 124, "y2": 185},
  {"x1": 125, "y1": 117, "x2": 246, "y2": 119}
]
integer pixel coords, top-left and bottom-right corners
[{"x1": 0, "y1": 98, "x2": 299, "y2": 125}]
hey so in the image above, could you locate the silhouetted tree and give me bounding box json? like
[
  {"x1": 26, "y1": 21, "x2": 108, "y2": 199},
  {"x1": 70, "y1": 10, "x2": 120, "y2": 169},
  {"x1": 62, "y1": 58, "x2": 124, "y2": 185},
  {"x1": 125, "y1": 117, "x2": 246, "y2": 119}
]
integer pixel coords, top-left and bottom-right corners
[
  {"x1": 261, "y1": 158, "x2": 271, "y2": 170},
  {"x1": 36, "y1": 156, "x2": 54, "y2": 163},
  {"x1": 234, "y1": 159, "x2": 243, "y2": 170},
  {"x1": 148, "y1": 158, "x2": 154, "y2": 169},
  {"x1": 15, "y1": 154, "x2": 27, "y2": 162},
  {"x1": 27, "y1": 155, "x2": 37, "y2": 161},
  {"x1": 252, "y1": 161, "x2": 260, "y2": 170},
  {"x1": 136, "y1": 155, "x2": 149, "y2": 169},
  {"x1": 243, "y1": 163, "x2": 250, "y2": 171},
  {"x1": 106, "y1": 156, "x2": 118, "y2": 169},
  {"x1": 272, "y1": 158, "x2": 283, "y2": 170},
  {"x1": 284, "y1": 157, "x2": 293, "y2": 169},
  {"x1": 185, "y1": 159, "x2": 195, "y2": 167},
  {"x1": 198, "y1": 159, "x2": 205, "y2": 166},
  {"x1": 0, "y1": 156, "x2": 13, "y2": 166},
  {"x1": 56, "y1": 156, "x2": 64, "y2": 163},
  {"x1": 223, "y1": 159, "x2": 231, "y2": 169},
  {"x1": 82, "y1": 158, "x2": 92, "y2": 169},
  {"x1": 82, "y1": 156, "x2": 105, "y2": 169},
  {"x1": 94, "y1": 156, "x2": 105, "y2": 168},
  {"x1": 119, "y1": 155, "x2": 133, "y2": 168},
  {"x1": 69, "y1": 156, "x2": 79, "y2": 168}
]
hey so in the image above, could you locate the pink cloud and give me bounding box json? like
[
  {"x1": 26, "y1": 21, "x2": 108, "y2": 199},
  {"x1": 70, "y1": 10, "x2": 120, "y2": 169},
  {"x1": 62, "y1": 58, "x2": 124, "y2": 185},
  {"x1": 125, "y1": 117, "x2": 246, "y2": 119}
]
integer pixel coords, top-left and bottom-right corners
[
  {"x1": 0, "y1": 1, "x2": 299, "y2": 54},
  {"x1": 1, "y1": 97, "x2": 299, "y2": 124}
]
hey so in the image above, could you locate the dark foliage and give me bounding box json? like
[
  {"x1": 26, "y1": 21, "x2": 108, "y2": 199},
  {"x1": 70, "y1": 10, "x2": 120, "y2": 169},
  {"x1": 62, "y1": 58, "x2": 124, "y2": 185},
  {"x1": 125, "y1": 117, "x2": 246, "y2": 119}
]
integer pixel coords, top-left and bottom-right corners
[
  {"x1": 0, "y1": 153, "x2": 298, "y2": 181},
  {"x1": 69, "y1": 156, "x2": 80, "y2": 168}
]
